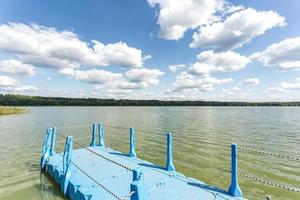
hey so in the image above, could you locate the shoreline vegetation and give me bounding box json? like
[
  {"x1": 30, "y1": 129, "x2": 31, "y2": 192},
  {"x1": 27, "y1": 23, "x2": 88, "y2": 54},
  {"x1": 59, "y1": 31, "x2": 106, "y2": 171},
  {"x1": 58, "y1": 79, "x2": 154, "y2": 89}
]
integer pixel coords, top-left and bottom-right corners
[
  {"x1": 0, "y1": 94, "x2": 300, "y2": 106},
  {"x1": 0, "y1": 106, "x2": 27, "y2": 115}
]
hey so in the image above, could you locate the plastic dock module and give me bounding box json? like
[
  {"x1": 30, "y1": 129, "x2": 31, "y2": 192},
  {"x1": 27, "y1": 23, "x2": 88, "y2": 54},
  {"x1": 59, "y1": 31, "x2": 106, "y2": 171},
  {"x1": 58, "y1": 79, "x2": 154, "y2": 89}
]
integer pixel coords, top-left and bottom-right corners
[{"x1": 41, "y1": 124, "x2": 247, "y2": 200}]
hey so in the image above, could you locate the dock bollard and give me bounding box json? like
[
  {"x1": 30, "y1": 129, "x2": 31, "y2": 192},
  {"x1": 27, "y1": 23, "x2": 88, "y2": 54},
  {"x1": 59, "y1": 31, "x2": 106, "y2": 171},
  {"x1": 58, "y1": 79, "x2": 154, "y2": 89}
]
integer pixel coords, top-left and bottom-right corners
[
  {"x1": 129, "y1": 127, "x2": 137, "y2": 157},
  {"x1": 130, "y1": 167, "x2": 147, "y2": 200},
  {"x1": 228, "y1": 143, "x2": 242, "y2": 197},
  {"x1": 166, "y1": 132, "x2": 175, "y2": 171},
  {"x1": 90, "y1": 123, "x2": 96, "y2": 147},
  {"x1": 41, "y1": 128, "x2": 52, "y2": 170},
  {"x1": 61, "y1": 136, "x2": 73, "y2": 197},
  {"x1": 50, "y1": 127, "x2": 56, "y2": 156},
  {"x1": 98, "y1": 123, "x2": 105, "y2": 147}
]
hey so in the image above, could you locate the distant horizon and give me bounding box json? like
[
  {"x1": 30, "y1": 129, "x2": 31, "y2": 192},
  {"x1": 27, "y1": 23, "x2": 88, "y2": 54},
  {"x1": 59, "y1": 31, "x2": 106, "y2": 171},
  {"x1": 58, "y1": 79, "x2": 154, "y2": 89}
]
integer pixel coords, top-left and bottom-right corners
[{"x1": 1, "y1": 94, "x2": 300, "y2": 105}]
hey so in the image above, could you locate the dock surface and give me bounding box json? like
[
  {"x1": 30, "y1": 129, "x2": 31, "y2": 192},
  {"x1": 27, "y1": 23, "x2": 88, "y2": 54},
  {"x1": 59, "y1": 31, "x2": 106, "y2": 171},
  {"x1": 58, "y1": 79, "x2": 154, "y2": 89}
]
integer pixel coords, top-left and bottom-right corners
[{"x1": 41, "y1": 125, "x2": 246, "y2": 200}]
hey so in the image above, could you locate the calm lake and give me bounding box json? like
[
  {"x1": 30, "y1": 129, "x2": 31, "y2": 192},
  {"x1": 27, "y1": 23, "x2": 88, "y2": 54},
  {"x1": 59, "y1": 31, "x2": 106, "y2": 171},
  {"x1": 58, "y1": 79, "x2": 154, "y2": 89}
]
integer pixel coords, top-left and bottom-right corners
[{"x1": 0, "y1": 107, "x2": 299, "y2": 200}]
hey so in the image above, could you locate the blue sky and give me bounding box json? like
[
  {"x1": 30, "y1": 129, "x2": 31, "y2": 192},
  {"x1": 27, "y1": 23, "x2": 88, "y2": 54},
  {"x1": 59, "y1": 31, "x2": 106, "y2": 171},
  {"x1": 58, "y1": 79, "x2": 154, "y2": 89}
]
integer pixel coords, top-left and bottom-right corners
[{"x1": 0, "y1": 0, "x2": 300, "y2": 101}]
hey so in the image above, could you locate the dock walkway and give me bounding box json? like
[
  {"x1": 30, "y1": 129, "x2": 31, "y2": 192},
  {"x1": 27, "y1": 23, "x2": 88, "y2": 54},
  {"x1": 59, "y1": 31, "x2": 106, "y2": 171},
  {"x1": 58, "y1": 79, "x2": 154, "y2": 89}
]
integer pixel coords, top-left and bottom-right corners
[{"x1": 41, "y1": 124, "x2": 245, "y2": 200}]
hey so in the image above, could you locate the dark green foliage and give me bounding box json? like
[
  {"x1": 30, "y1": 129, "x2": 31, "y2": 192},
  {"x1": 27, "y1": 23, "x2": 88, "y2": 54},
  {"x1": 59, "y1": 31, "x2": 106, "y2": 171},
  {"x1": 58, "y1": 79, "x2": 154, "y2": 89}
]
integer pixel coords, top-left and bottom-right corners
[{"x1": 0, "y1": 94, "x2": 299, "y2": 106}]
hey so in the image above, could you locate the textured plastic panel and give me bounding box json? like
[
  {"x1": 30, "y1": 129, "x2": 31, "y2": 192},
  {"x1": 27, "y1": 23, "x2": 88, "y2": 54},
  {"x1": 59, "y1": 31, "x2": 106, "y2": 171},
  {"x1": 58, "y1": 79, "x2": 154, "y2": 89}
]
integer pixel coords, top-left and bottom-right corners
[{"x1": 45, "y1": 146, "x2": 246, "y2": 200}]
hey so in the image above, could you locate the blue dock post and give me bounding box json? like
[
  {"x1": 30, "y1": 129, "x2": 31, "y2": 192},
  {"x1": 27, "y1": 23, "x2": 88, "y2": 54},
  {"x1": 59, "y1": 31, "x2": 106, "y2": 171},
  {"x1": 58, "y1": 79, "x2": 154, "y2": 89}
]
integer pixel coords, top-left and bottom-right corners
[
  {"x1": 228, "y1": 143, "x2": 242, "y2": 197},
  {"x1": 50, "y1": 127, "x2": 56, "y2": 156},
  {"x1": 90, "y1": 123, "x2": 96, "y2": 147},
  {"x1": 61, "y1": 136, "x2": 73, "y2": 197},
  {"x1": 41, "y1": 128, "x2": 52, "y2": 170},
  {"x1": 98, "y1": 123, "x2": 105, "y2": 147},
  {"x1": 129, "y1": 127, "x2": 137, "y2": 157},
  {"x1": 130, "y1": 167, "x2": 147, "y2": 200},
  {"x1": 166, "y1": 132, "x2": 175, "y2": 171}
]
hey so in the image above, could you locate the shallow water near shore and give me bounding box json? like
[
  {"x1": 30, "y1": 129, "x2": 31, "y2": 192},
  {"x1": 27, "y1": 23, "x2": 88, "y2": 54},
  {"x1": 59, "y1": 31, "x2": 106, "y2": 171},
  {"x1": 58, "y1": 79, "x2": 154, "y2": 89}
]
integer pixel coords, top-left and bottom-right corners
[{"x1": 0, "y1": 106, "x2": 299, "y2": 200}]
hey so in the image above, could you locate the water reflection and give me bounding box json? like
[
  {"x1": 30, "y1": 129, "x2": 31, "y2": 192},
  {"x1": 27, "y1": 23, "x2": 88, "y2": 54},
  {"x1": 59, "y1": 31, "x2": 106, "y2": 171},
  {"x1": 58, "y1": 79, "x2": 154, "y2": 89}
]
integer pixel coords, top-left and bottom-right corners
[
  {"x1": 0, "y1": 107, "x2": 299, "y2": 200},
  {"x1": 39, "y1": 173, "x2": 64, "y2": 200}
]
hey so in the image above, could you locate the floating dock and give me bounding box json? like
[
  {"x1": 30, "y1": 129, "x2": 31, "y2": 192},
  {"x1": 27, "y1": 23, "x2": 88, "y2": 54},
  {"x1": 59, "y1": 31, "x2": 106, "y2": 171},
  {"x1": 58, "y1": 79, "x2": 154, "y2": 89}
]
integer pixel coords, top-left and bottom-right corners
[{"x1": 41, "y1": 123, "x2": 246, "y2": 200}]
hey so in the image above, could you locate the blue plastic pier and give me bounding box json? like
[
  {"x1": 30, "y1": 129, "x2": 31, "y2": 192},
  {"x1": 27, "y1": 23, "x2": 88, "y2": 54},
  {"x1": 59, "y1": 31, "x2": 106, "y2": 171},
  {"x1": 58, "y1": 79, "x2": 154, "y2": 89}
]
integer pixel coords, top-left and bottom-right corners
[{"x1": 41, "y1": 124, "x2": 246, "y2": 200}]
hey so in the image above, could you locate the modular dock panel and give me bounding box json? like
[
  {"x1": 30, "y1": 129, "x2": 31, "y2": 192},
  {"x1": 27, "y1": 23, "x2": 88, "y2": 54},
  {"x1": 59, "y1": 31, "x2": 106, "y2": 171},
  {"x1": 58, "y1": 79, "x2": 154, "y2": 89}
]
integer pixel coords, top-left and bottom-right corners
[{"x1": 41, "y1": 124, "x2": 246, "y2": 200}]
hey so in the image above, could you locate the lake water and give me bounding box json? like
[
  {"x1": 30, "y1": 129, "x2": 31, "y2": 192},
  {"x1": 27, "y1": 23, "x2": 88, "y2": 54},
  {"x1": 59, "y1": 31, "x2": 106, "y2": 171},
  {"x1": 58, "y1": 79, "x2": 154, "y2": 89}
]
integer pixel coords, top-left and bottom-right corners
[{"x1": 0, "y1": 107, "x2": 299, "y2": 200}]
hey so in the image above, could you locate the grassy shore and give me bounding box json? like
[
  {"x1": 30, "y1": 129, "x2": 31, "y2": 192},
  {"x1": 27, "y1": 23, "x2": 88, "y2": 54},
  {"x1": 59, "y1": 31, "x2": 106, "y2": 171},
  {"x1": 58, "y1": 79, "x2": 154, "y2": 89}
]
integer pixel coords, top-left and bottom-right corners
[{"x1": 0, "y1": 106, "x2": 27, "y2": 115}]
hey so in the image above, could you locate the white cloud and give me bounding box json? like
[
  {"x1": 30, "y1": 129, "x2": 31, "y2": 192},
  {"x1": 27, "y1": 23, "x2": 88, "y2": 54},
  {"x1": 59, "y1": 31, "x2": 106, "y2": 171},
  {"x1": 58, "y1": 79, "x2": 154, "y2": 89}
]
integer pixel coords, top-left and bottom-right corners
[
  {"x1": 148, "y1": 0, "x2": 223, "y2": 40},
  {"x1": 0, "y1": 75, "x2": 37, "y2": 92},
  {"x1": 170, "y1": 72, "x2": 233, "y2": 92},
  {"x1": 60, "y1": 67, "x2": 164, "y2": 91},
  {"x1": 266, "y1": 87, "x2": 286, "y2": 93},
  {"x1": 188, "y1": 50, "x2": 250, "y2": 74},
  {"x1": 222, "y1": 86, "x2": 240, "y2": 95},
  {"x1": 266, "y1": 78, "x2": 300, "y2": 93},
  {"x1": 59, "y1": 68, "x2": 123, "y2": 84},
  {"x1": 233, "y1": 86, "x2": 241, "y2": 92},
  {"x1": 102, "y1": 41, "x2": 143, "y2": 68},
  {"x1": 142, "y1": 54, "x2": 152, "y2": 61},
  {"x1": 0, "y1": 59, "x2": 34, "y2": 75},
  {"x1": 78, "y1": 89, "x2": 87, "y2": 97},
  {"x1": 190, "y1": 8, "x2": 285, "y2": 51},
  {"x1": 1, "y1": 85, "x2": 38, "y2": 92},
  {"x1": 43, "y1": 88, "x2": 71, "y2": 97},
  {"x1": 13, "y1": 85, "x2": 37, "y2": 92},
  {"x1": 169, "y1": 64, "x2": 186, "y2": 73},
  {"x1": 94, "y1": 88, "x2": 130, "y2": 101},
  {"x1": 252, "y1": 36, "x2": 300, "y2": 70},
  {"x1": 0, "y1": 23, "x2": 144, "y2": 69},
  {"x1": 0, "y1": 75, "x2": 18, "y2": 86},
  {"x1": 97, "y1": 68, "x2": 164, "y2": 91},
  {"x1": 243, "y1": 78, "x2": 260, "y2": 85},
  {"x1": 281, "y1": 81, "x2": 300, "y2": 90},
  {"x1": 125, "y1": 68, "x2": 164, "y2": 83}
]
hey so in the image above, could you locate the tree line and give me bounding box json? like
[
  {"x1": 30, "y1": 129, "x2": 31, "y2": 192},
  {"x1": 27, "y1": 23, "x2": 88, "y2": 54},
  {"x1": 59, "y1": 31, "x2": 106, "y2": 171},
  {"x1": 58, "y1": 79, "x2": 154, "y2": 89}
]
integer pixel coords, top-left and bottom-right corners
[{"x1": 0, "y1": 94, "x2": 300, "y2": 106}]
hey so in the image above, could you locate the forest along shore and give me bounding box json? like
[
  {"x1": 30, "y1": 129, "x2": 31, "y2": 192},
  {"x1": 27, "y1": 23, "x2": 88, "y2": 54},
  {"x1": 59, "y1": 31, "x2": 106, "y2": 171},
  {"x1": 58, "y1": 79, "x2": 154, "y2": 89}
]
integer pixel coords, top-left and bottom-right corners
[{"x1": 1, "y1": 94, "x2": 300, "y2": 106}]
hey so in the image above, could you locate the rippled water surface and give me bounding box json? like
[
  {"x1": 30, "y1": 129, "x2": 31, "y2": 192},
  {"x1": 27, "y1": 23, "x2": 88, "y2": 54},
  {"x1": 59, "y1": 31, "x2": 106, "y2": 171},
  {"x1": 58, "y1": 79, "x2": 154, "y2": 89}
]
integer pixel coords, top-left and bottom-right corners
[{"x1": 0, "y1": 107, "x2": 299, "y2": 200}]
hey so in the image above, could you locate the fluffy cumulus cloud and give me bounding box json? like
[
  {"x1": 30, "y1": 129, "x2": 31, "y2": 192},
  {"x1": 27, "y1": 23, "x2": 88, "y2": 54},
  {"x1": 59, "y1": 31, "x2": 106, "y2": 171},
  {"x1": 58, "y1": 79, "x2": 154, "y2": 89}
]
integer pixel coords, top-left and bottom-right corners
[
  {"x1": 169, "y1": 64, "x2": 186, "y2": 73},
  {"x1": 148, "y1": 0, "x2": 223, "y2": 40},
  {"x1": 252, "y1": 36, "x2": 300, "y2": 70},
  {"x1": 222, "y1": 86, "x2": 241, "y2": 95},
  {"x1": 170, "y1": 71, "x2": 233, "y2": 92},
  {"x1": 281, "y1": 81, "x2": 300, "y2": 90},
  {"x1": 0, "y1": 59, "x2": 34, "y2": 75},
  {"x1": 125, "y1": 68, "x2": 164, "y2": 83},
  {"x1": 0, "y1": 75, "x2": 37, "y2": 92},
  {"x1": 142, "y1": 54, "x2": 152, "y2": 61},
  {"x1": 243, "y1": 78, "x2": 260, "y2": 85},
  {"x1": 168, "y1": 50, "x2": 244, "y2": 93},
  {"x1": 102, "y1": 42, "x2": 143, "y2": 68},
  {"x1": 12, "y1": 85, "x2": 37, "y2": 92},
  {"x1": 190, "y1": 8, "x2": 285, "y2": 51},
  {"x1": 59, "y1": 68, "x2": 123, "y2": 84},
  {"x1": 101, "y1": 68, "x2": 164, "y2": 90},
  {"x1": 267, "y1": 78, "x2": 300, "y2": 92},
  {"x1": 0, "y1": 23, "x2": 144, "y2": 69},
  {"x1": 0, "y1": 75, "x2": 18, "y2": 86},
  {"x1": 188, "y1": 50, "x2": 250, "y2": 74},
  {"x1": 60, "y1": 67, "x2": 164, "y2": 90}
]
